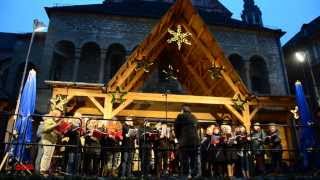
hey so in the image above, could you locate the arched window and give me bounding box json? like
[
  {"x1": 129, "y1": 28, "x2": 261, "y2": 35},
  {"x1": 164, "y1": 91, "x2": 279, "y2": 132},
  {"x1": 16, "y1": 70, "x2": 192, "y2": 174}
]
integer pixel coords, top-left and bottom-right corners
[
  {"x1": 51, "y1": 40, "x2": 75, "y2": 81},
  {"x1": 249, "y1": 55, "x2": 270, "y2": 94},
  {"x1": 106, "y1": 43, "x2": 126, "y2": 80},
  {"x1": 228, "y1": 54, "x2": 246, "y2": 83},
  {"x1": 78, "y1": 42, "x2": 101, "y2": 83}
]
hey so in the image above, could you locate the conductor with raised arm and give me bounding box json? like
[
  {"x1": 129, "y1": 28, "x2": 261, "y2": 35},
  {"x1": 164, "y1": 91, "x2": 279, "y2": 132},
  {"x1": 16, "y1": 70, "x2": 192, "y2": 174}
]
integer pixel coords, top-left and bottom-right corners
[{"x1": 174, "y1": 105, "x2": 200, "y2": 179}]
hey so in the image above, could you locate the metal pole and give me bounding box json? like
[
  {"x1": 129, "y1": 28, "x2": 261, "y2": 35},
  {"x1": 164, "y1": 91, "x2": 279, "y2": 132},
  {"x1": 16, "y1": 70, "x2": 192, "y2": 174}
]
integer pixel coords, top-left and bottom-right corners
[
  {"x1": 165, "y1": 90, "x2": 168, "y2": 123},
  {"x1": 306, "y1": 51, "x2": 320, "y2": 107},
  {"x1": 13, "y1": 30, "x2": 36, "y2": 122}
]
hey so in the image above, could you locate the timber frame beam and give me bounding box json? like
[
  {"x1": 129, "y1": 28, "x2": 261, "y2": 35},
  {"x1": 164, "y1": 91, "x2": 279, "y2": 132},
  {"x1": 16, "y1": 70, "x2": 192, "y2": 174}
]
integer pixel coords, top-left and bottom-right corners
[{"x1": 51, "y1": 87, "x2": 295, "y2": 125}]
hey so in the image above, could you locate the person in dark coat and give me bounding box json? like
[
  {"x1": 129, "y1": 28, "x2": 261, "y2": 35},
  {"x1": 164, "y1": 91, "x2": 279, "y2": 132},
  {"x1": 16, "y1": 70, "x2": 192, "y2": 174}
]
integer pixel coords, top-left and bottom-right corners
[
  {"x1": 83, "y1": 121, "x2": 101, "y2": 176},
  {"x1": 251, "y1": 122, "x2": 266, "y2": 175},
  {"x1": 138, "y1": 122, "x2": 153, "y2": 177},
  {"x1": 265, "y1": 123, "x2": 282, "y2": 173},
  {"x1": 236, "y1": 125, "x2": 250, "y2": 178},
  {"x1": 65, "y1": 120, "x2": 82, "y2": 175},
  {"x1": 200, "y1": 125, "x2": 214, "y2": 177},
  {"x1": 210, "y1": 127, "x2": 226, "y2": 177},
  {"x1": 100, "y1": 126, "x2": 116, "y2": 176},
  {"x1": 222, "y1": 125, "x2": 237, "y2": 178},
  {"x1": 174, "y1": 105, "x2": 200, "y2": 178},
  {"x1": 154, "y1": 123, "x2": 170, "y2": 177},
  {"x1": 168, "y1": 129, "x2": 179, "y2": 175},
  {"x1": 119, "y1": 120, "x2": 136, "y2": 178}
]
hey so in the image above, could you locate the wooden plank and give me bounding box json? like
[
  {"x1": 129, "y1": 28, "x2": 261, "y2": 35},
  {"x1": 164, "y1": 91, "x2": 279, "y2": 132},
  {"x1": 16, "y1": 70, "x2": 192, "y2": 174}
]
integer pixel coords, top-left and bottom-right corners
[
  {"x1": 117, "y1": 110, "x2": 214, "y2": 120},
  {"x1": 181, "y1": 59, "x2": 211, "y2": 95},
  {"x1": 88, "y1": 96, "x2": 104, "y2": 113},
  {"x1": 53, "y1": 87, "x2": 104, "y2": 97},
  {"x1": 65, "y1": 95, "x2": 74, "y2": 104},
  {"x1": 111, "y1": 99, "x2": 133, "y2": 117},
  {"x1": 248, "y1": 97, "x2": 295, "y2": 108},
  {"x1": 250, "y1": 106, "x2": 260, "y2": 121},
  {"x1": 126, "y1": 92, "x2": 234, "y2": 105},
  {"x1": 53, "y1": 87, "x2": 294, "y2": 108},
  {"x1": 188, "y1": 14, "x2": 196, "y2": 26},
  {"x1": 224, "y1": 104, "x2": 244, "y2": 122},
  {"x1": 104, "y1": 95, "x2": 113, "y2": 119},
  {"x1": 76, "y1": 107, "x2": 102, "y2": 115}
]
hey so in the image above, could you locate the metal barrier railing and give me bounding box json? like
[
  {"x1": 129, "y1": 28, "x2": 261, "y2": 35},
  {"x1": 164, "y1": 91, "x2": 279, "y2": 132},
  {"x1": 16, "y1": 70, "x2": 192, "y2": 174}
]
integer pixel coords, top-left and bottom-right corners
[{"x1": 0, "y1": 112, "x2": 319, "y2": 177}]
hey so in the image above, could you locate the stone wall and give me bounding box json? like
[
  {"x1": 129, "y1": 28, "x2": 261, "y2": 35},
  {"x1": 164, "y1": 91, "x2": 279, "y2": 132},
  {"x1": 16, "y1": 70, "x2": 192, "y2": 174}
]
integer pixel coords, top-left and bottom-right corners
[{"x1": 210, "y1": 26, "x2": 288, "y2": 95}]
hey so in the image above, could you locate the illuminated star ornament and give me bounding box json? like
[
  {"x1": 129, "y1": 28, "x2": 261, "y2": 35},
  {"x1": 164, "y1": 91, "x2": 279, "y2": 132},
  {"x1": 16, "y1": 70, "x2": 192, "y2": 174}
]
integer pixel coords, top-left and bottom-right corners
[
  {"x1": 109, "y1": 86, "x2": 128, "y2": 104},
  {"x1": 167, "y1": 25, "x2": 192, "y2": 50},
  {"x1": 134, "y1": 59, "x2": 154, "y2": 72},
  {"x1": 232, "y1": 94, "x2": 247, "y2": 111},
  {"x1": 208, "y1": 61, "x2": 225, "y2": 80},
  {"x1": 50, "y1": 95, "x2": 68, "y2": 112},
  {"x1": 290, "y1": 106, "x2": 300, "y2": 120},
  {"x1": 162, "y1": 64, "x2": 179, "y2": 80}
]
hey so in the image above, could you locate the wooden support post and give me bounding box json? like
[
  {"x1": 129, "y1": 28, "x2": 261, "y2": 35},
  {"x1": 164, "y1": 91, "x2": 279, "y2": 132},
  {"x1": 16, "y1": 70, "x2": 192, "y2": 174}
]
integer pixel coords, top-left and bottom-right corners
[
  {"x1": 65, "y1": 95, "x2": 74, "y2": 104},
  {"x1": 88, "y1": 96, "x2": 104, "y2": 114},
  {"x1": 250, "y1": 106, "x2": 260, "y2": 121},
  {"x1": 111, "y1": 99, "x2": 133, "y2": 117},
  {"x1": 242, "y1": 104, "x2": 251, "y2": 132},
  {"x1": 104, "y1": 95, "x2": 113, "y2": 120}
]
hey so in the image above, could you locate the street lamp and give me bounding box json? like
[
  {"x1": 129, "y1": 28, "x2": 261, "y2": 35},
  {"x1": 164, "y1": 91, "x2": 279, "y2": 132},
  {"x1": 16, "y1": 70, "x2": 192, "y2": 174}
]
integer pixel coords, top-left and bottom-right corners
[
  {"x1": 13, "y1": 19, "x2": 46, "y2": 123},
  {"x1": 295, "y1": 51, "x2": 320, "y2": 107}
]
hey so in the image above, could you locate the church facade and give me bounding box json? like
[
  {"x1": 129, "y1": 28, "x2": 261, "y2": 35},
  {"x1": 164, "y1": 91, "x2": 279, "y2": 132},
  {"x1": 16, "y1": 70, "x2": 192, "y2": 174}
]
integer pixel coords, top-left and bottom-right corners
[{"x1": 1, "y1": 0, "x2": 289, "y2": 113}]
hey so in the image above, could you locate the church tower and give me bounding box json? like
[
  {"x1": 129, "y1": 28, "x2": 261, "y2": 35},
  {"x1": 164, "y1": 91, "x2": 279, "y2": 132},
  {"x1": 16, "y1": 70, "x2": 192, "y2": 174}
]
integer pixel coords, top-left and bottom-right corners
[{"x1": 241, "y1": 0, "x2": 263, "y2": 26}]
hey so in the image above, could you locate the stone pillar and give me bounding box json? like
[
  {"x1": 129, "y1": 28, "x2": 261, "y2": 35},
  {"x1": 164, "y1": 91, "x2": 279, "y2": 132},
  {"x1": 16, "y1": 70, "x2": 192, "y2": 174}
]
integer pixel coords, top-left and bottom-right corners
[
  {"x1": 244, "y1": 60, "x2": 252, "y2": 90},
  {"x1": 72, "y1": 48, "x2": 81, "y2": 82},
  {"x1": 106, "y1": 53, "x2": 112, "y2": 81},
  {"x1": 39, "y1": 45, "x2": 55, "y2": 88},
  {"x1": 99, "y1": 49, "x2": 107, "y2": 83}
]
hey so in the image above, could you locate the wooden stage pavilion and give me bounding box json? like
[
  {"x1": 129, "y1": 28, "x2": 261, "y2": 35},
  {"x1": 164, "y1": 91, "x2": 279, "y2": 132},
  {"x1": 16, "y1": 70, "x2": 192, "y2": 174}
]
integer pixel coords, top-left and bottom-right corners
[{"x1": 46, "y1": 0, "x2": 296, "y2": 157}]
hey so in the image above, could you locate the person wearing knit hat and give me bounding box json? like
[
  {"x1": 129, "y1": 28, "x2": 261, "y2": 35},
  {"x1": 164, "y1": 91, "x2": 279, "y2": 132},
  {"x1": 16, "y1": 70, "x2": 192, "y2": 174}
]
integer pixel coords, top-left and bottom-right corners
[{"x1": 251, "y1": 122, "x2": 266, "y2": 175}]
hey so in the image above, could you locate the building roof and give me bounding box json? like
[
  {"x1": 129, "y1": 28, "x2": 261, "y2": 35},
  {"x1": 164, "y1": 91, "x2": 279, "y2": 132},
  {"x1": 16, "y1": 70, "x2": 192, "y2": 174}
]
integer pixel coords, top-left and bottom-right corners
[
  {"x1": 45, "y1": 1, "x2": 284, "y2": 36},
  {"x1": 283, "y1": 16, "x2": 320, "y2": 49},
  {"x1": 0, "y1": 32, "x2": 20, "y2": 50}
]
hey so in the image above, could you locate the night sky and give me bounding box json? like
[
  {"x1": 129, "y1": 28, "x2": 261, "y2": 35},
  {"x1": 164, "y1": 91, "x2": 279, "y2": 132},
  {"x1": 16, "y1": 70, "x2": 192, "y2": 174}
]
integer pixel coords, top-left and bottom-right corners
[{"x1": 0, "y1": 0, "x2": 319, "y2": 45}]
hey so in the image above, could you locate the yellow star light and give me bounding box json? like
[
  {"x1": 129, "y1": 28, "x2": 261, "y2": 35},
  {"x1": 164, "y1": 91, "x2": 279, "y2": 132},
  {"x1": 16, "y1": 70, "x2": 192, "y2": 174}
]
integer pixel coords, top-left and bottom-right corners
[
  {"x1": 232, "y1": 94, "x2": 247, "y2": 111},
  {"x1": 167, "y1": 25, "x2": 192, "y2": 50},
  {"x1": 290, "y1": 106, "x2": 300, "y2": 120}
]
